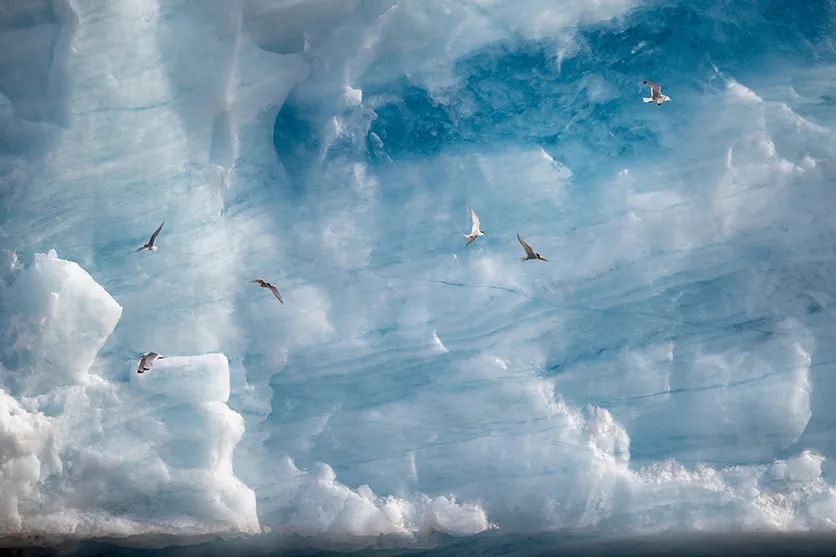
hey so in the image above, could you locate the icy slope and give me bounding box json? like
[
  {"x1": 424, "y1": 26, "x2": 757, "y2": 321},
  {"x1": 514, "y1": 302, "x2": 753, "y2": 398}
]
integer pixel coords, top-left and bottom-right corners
[{"x1": 2, "y1": 0, "x2": 836, "y2": 545}]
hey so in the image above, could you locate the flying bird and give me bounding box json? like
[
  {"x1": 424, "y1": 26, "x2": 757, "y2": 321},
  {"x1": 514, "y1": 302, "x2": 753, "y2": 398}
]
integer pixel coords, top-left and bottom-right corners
[
  {"x1": 252, "y1": 279, "x2": 283, "y2": 304},
  {"x1": 137, "y1": 352, "x2": 164, "y2": 374},
  {"x1": 643, "y1": 81, "x2": 671, "y2": 106},
  {"x1": 517, "y1": 234, "x2": 548, "y2": 262},
  {"x1": 464, "y1": 207, "x2": 485, "y2": 247},
  {"x1": 135, "y1": 221, "x2": 165, "y2": 253}
]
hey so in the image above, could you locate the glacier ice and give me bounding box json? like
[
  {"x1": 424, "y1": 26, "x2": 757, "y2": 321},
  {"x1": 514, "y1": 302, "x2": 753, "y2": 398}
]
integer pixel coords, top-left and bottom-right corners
[
  {"x1": 130, "y1": 354, "x2": 231, "y2": 405},
  {"x1": 1, "y1": 249, "x2": 122, "y2": 395},
  {"x1": 0, "y1": 250, "x2": 259, "y2": 537},
  {"x1": 2, "y1": 0, "x2": 836, "y2": 548}
]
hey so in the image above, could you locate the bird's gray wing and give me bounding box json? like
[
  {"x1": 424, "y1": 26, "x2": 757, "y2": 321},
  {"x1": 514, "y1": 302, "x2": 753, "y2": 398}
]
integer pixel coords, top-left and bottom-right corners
[
  {"x1": 268, "y1": 285, "x2": 283, "y2": 304},
  {"x1": 149, "y1": 221, "x2": 165, "y2": 244},
  {"x1": 138, "y1": 352, "x2": 161, "y2": 373},
  {"x1": 518, "y1": 234, "x2": 535, "y2": 257}
]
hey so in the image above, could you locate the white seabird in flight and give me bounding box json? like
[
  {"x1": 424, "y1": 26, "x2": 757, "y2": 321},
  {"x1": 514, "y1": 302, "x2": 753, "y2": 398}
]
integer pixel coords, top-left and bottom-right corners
[
  {"x1": 137, "y1": 352, "x2": 164, "y2": 374},
  {"x1": 135, "y1": 221, "x2": 165, "y2": 253},
  {"x1": 464, "y1": 207, "x2": 485, "y2": 247},
  {"x1": 518, "y1": 234, "x2": 548, "y2": 262},
  {"x1": 252, "y1": 279, "x2": 283, "y2": 304},
  {"x1": 643, "y1": 80, "x2": 671, "y2": 106}
]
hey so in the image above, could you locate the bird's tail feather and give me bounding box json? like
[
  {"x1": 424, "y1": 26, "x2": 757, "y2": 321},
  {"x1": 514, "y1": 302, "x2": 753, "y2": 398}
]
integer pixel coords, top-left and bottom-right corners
[{"x1": 643, "y1": 98, "x2": 653, "y2": 103}]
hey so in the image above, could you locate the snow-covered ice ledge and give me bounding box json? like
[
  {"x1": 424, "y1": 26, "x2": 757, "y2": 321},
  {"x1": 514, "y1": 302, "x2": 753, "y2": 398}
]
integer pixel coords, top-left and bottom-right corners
[{"x1": 0, "y1": 250, "x2": 260, "y2": 538}]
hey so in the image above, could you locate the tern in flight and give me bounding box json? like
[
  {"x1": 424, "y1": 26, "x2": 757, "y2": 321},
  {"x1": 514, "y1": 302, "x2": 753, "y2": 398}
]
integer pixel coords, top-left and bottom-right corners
[
  {"x1": 252, "y1": 279, "x2": 283, "y2": 304},
  {"x1": 643, "y1": 81, "x2": 671, "y2": 106},
  {"x1": 517, "y1": 234, "x2": 548, "y2": 262},
  {"x1": 135, "y1": 221, "x2": 165, "y2": 253},
  {"x1": 464, "y1": 207, "x2": 485, "y2": 247},
  {"x1": 137, "y1": 352, "x2": 164, "y2": 374}
]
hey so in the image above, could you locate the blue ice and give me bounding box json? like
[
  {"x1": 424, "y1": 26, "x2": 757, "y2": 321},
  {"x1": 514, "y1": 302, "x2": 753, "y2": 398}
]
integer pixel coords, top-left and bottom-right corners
[{"x1": 1, "y1": 0, "x2": 836, "y2": 546}]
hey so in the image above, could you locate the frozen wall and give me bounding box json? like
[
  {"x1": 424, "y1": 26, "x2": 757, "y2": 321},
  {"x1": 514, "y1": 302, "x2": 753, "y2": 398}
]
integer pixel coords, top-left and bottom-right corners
[{"x1": 2, "y1": 0, "x2": 836, "y2": 547}]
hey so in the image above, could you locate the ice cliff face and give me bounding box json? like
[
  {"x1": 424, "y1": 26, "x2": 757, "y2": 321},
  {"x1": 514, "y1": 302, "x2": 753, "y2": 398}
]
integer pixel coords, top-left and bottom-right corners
[
  {"x1": 2, "y1": 0, "x2": 836, "y2": 546},
  {"x1": 0, "y1": 0, "x2": 498, "y2": 539}
]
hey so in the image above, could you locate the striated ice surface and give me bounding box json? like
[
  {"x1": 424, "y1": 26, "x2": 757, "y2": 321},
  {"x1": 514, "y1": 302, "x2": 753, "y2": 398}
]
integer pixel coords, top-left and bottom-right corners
[{"x1": 2, "y1": 0, "x2": 836, "y2": 548}]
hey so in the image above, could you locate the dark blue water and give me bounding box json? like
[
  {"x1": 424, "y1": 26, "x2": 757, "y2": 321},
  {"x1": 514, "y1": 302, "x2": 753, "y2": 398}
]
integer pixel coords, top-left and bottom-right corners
[{"x1": 8, "y1": 531, "x2": 836, "y2": 557}]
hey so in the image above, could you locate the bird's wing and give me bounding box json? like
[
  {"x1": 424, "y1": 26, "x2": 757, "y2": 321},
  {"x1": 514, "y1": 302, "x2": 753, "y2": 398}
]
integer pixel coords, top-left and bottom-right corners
[
  {"x1": 518, "y1": 234, "x2": 535, "y2": 256},
  {"x1": 251, "y1": 279, "x2": 265, "y2": 287},
  {"x1": 149, "y1": 221, "x2": 165, "y2": 244},
  {"x1": 469, "y1": 207, "x2": 481, "y2": 234},
  {"x1": 645, "y1": 81, "x2": 659, "y2": 90},
  {"x1": 268, "y1": 285, "x2": 283, "y2": 304},
  {"x1": 650, "y1": 83, "x2": 662, "y2": 96},
  {"x1": 137, "y1": 355, "x2": 149, "y2": 372}
]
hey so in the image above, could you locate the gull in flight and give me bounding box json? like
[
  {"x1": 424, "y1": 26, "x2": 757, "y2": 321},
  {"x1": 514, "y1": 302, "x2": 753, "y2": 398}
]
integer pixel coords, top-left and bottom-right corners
[
  {"x1": 137, "y1": 352, "x2": 164, "y2": 374},
  {"x1": 252, "y1": 279, "x2": 283, "y2": 304},
  {"x1": 135, "y1": 221, "x2": 165, "y2": 253},
  {"x1": 518, "y1": 234, "x2": 548, "y2": 262},
  {"x1": 643, "y1": 80, "x2": 671, "y2": 105},
  {"x1": 464, "y1": 207, "x2": 485, "y2": 247}
]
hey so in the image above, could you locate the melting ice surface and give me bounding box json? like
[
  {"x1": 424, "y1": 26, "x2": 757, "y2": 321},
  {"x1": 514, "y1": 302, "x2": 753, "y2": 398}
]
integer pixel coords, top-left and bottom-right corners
[{"x1": 2, "y1": 0, "x2": 836, "y2": 546}]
